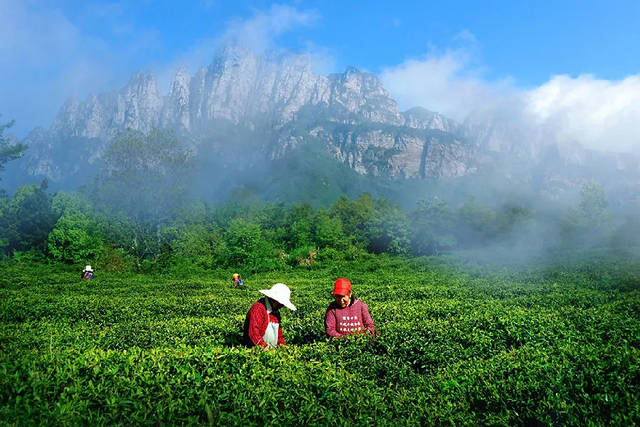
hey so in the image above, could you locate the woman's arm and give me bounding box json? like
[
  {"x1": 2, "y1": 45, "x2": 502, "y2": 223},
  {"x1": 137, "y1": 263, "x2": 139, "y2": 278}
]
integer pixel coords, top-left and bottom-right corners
[
  {"x1": 325, "y1": 308, "x2": 343, "y2": 338},
  {"x1": 361, "y1": 302, "x2": 375, "y2": 334},
  {"x1": 246, "y1": 304, "x2": 268, "y2": 347}
]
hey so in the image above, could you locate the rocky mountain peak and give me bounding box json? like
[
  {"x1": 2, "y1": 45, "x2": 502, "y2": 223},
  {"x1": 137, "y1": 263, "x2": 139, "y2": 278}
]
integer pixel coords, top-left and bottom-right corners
[
  {"x1": 19, "y1": 46, "x2": 630, "y2": 192},
  {"x1": 172, "y1": 67, "x2": 191, "y2": 87},
  {"x1": 327, "y1": 67, "x2": 403, "y2": 125},
  {"x1": 49, "y1": 97, "x2": 82, "y2": 138},
  {"x1": 18, "y1": 47, "x2": 480, "y2": 185},
  {"x1": 119, "y1": 71, "x2": 163, "y2": 133},
  {"x1": 164, "y1": 68, "x2": 191, "y2": 130},
  {"x1": 403, "y1": 107, "x2": 460, "y2": 133}
]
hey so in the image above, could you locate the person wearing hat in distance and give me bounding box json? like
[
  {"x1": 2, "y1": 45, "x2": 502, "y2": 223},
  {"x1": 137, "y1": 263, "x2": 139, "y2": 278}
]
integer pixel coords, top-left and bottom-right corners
[
  {"x1": 325, "y1": 278, "x2": 375, "y2": 338},
  {"x1": 243, "y1": 283, "x2": 296, "y2": 348},
  {"x1": 232, "y1": 273, "x2": 244, "y2": 287},
  {"x1": 81, "y1": 265, "x2": 94, "y2": 280}
]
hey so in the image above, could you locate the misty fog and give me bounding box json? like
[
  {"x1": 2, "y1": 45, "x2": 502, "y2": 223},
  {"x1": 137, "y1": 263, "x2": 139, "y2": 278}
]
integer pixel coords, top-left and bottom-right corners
[{"x1": 1, "y1": 2, "x2": 639, "y2": 269}]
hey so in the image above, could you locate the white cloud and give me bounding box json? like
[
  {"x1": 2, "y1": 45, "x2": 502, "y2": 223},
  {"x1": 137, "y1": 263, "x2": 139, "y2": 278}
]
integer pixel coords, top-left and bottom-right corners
[
  {"x1": 380, "y1": 48, "x2": 640, "y2": 153},
  {"x1": 158, "y1": 4, "x2": 322, "y2": 91},
  {"x1": 526, "y1": 75, "x2": 640, "y2": 152},
  {"x1": 166, "y1": 4, "x2": 318, "y2": 76},
  {"x1": 0, "y1": 1, "x2": 153, "y2": 136},
  {"x1": 301, "y1": 41, "x2": 338, "y2": 75},
  {"x1": 379, "y1": 49, "x2": 516, "y2": 121},
  {"x1": 222, "y1": 4, "x2": 318, "y2": 51}
]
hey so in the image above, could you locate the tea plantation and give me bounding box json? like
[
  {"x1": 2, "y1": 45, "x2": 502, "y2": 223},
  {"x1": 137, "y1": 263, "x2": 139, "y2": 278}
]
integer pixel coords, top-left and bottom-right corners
[{"x1": 1, "y1": 254, "x2": 639, "y2": 425}]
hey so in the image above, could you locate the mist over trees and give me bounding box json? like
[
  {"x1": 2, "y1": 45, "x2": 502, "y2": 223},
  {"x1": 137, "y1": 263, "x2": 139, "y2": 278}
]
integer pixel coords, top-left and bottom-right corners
[
  {"x1": 92, "y1": 129, "x2": 195, "y2": 223},
  {"x1": 0, "y1": 125, "x2": 638, "y2": 270},
  {"x1": 0, "y1": 117, "x2": 27, "y2": 179}
]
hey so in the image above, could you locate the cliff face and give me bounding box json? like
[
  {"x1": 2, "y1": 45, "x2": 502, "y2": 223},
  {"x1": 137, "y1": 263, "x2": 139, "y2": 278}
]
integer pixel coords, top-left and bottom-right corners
[
  {"x1": 17, "y1": 46, "x2": 639, "y2": 191},
  {"x1": 49, "y1": 72, "x2": 163, "y2": 140}
]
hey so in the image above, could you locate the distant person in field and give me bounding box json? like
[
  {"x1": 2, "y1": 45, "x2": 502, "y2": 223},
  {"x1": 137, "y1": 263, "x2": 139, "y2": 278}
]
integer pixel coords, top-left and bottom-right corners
[
  {"x1": 325, "y1": 278, "x2": 375, "y2": 338},
  {"x1": 243, "y1": 283, "x2": 297, "y2": 348},
  {"x1": 81, "y1": 265, "x2": 94, "y2": 280},
  {"x1": 232, "y1": 273, "x2": 244, "y2": 286}
]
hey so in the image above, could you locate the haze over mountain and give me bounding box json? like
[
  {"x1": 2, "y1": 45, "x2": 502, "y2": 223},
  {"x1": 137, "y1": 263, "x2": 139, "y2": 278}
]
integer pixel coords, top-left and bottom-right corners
[{"x1": 9, "y1": 45, "x2": 640, "y2": 206}]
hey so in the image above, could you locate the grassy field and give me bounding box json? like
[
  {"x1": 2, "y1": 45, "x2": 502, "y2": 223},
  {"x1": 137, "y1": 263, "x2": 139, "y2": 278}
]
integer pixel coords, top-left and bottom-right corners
[{"x1": 1, "y1": 253, "x2": 639, "y2": 425}]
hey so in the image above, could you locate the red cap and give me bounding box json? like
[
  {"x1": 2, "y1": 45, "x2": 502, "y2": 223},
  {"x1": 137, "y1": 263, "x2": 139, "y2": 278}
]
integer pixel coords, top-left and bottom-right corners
[{"x1": 333, "y1": 278, "x2": 352, "y2": 295}]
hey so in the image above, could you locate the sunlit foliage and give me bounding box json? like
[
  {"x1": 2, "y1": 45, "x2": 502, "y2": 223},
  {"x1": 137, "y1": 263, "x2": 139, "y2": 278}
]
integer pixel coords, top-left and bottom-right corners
[{"x1": 0, "y1": 255, "x2": 638, "y2": 424}]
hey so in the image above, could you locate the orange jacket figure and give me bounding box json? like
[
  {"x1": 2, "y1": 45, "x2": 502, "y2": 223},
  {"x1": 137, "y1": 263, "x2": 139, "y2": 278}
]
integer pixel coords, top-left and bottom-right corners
[{"x1": 232, "y1": 273, "x2": 243, "y2": 286}]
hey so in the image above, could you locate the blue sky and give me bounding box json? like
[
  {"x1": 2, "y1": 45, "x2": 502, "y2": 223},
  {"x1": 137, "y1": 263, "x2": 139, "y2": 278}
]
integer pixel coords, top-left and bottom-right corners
[{"x1": 2, "y1": 0, "x2": 640, "y2": 151}]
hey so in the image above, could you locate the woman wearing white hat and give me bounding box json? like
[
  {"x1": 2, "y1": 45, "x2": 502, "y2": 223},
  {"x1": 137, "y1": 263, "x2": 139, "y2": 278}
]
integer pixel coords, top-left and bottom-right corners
[
  {"x1": 81, "y1": 265, "x2": 94, "y2": 280},
  {"x1": 243, "y1": 283, "x2": 296, "y2": 348}
]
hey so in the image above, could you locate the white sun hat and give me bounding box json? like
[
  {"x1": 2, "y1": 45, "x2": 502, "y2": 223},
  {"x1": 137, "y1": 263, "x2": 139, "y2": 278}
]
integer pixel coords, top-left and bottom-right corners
[
  {"x1": 258, "y1": 283, "x2": 297, "y2": 311},
  {"x1": 85, "y1": 265, "x2": 93, "y2": 272}
]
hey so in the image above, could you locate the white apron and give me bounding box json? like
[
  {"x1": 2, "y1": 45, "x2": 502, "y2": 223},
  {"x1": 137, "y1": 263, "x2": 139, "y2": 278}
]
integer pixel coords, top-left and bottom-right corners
[{"x1": 263, "y1": 298, "x2": 280, "y2": 348}]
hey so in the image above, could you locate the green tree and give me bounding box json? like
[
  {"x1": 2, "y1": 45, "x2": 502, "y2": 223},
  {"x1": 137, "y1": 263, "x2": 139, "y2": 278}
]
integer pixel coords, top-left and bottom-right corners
[
  {"x1": 47, "y1": 213, "x2": 103, "y2": 264},
  {"x1": 573, "y1": 182, "x2": 610, "y2": 227},
  {"x1": 409, "y1": 198, "x2": 457, "y2": 255},
  {"x1": 330, "y1": 193, "x2": 375, "y2": 243},
  {"x1": 563, "y1": 182, "x2": 612, "y2": 247},
  {"x1": 365, "y1": 198, "x2": 410, "y2": 254},
  {"x1": 0, "y1": 180, "x2": 57, "y2": 255},
  {"x1": 51, "y1": 191, "x2": 93, "y2": 217},
  {"x1": 0, "y1": 192, "x2": 9, "y2": 255},
  {"x1": 455, "y1": 198, "x2": 497, "y2": 246},
  {"x1": 0, "y1": 117, "x2": 27, "y2": 179},
  {"x1": 313, "y1": 208, "x2": 345, "y2": 249},
  {"x1": 222, "y1": 218, "x2": 278, "y2": 272},
  {"x1": 92, "y1": 129, "x2": 194, "y2": 223},
  {"x1": 161, "y1": 222, "x2": 224, "y2": 270},
  {"x1": 494, "y1": 203, "x2": 534, "y2": 238},
  {"x1": 257, "y1": 202, "x2": 289, "y2": 247},
  {"x1": 287, "y1": 204, "x2": 314, "y2": 249}
]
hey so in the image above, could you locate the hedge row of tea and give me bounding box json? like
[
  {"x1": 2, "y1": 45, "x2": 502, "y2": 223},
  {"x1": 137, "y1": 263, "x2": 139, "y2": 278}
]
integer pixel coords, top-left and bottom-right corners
[{"x1": 1, "y1": 255, "x2": 639, "y2": 425}]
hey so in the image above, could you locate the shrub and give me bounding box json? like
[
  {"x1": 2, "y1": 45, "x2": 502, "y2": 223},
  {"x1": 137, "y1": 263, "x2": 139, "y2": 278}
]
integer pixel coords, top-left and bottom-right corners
[
  {"x1": 221, "y1": 219, "x2": 281, "y2": 273},
  {"x1": 288, "y1": 246, "x2": 318, "y2": 267},
  {"x1": 316, "y1": 247, "x2": 344, "y2": 263},
  {"x1": 47, "y1": 213, "x2": 103, "y2": 264},
  {"x1": 96, "y1": 245, "x2": 131, "y2": 271},
  {"x1": 1, "y1": 181, "x2": 57, "y2": 255},
  {"x1": 161, "y1": 223, "x2": 224, "y2": 270},
  {"x1": 313, "y1": 209, "x2": 346, "y2": 249}
]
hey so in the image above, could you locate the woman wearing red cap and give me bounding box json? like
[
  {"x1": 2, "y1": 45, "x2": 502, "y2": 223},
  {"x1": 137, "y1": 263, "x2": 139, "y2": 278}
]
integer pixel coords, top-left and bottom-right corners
[{"x1": 325, "y1": 278, "x2": 375, "y2": 338}]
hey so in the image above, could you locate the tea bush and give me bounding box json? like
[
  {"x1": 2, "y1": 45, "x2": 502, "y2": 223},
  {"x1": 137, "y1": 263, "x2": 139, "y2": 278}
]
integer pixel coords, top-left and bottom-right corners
[{"x1": 0, "y1": 254, "x2": 638, "y2": 425}]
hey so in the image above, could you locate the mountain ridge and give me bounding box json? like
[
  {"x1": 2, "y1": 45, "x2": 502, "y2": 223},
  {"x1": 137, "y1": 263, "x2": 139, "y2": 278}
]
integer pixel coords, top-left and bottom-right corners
[{"x1": 11, "y1": 45, "x2": 640, "y2": 201}]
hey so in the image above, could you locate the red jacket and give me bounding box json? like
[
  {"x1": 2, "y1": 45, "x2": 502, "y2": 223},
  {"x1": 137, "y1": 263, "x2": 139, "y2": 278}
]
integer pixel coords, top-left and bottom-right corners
[
  {"x1": 243, "y1": 299, "x2": 286, "y2": 347},
  {"x1": 325, "y1": 297, "x2": 375, "y2": 338}
]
